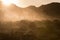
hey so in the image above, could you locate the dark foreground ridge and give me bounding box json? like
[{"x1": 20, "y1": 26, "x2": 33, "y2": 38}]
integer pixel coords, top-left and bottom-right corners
[{"x1": 0, "y1": 19, "x2": 60, "y2": 40}]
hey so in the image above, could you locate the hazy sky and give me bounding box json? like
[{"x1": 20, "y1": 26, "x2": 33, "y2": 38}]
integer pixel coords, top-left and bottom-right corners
[{"x1": 12, "y1": 0, "x2": 60, "y2": 8}]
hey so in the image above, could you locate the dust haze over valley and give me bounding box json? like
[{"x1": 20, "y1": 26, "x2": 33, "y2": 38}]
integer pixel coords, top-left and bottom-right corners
[
  {"x1": 0, "y1": 4, "x2": 46, "y2": 22},
  {"x1": 0, "y1": 0, "x2": 60, "y2": 40},
  {"x1": 1, "y1": 2, "x2": 60, "y2": 22},
  {"x1": 0, "y1": 3, "x2": 52, "y2": 22}
]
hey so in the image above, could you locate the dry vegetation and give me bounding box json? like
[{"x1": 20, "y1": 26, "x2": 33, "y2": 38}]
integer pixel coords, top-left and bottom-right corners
[{"x1": 0, "y1": 19, "x2": 60, "y2": 40}]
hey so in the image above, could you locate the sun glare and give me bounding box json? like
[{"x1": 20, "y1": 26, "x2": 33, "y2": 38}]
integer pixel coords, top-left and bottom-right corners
[
  {"x1": 1, "y1": 0, "x2": 27, "y2": 8},
  {"x1": 1, "y1": 0, "x2": 12, "y2": 6}
]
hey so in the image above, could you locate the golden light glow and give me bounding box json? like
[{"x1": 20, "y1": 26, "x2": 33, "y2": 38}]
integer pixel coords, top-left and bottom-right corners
[
  {"x1": 1, "y1": 0, "x2": 46, "y2": 22},
  {"x1": 1, "y1": 0, "x2": 12, "y2": 6},
  {"x1": 1, "y1": 0, "x2": 25, "y2": 8}
]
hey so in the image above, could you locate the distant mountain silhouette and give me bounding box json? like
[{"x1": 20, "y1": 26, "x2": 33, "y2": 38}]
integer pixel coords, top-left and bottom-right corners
[
  {"x1": 10, "y1": 2, "x2": 60, "y2": 20},
  {"x1": 26, "y1": 2, "x2": 60, "y2": 18},
  {"x1": 39, "y1": 2, "x2": 60, "y2": 18}
]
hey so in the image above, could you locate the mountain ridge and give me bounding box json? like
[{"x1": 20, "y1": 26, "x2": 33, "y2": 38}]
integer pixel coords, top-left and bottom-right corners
[{"x1": 0, "y1": 2, "x2": 60, "y2": 22}]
